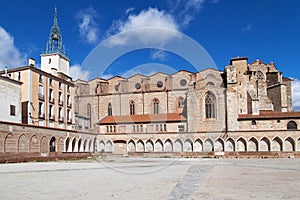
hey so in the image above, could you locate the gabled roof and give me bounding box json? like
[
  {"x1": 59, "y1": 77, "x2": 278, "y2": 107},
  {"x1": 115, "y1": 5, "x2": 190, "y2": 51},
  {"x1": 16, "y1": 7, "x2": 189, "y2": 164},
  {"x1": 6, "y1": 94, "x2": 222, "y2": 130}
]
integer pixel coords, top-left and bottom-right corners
[
  {"x1": 106, "y1": 75, "x2": 125, "y2": 81},
  {"x1": 148, "y1": 72, "x2": 169, "y2": 78},
  {"x1": 250, "y1": 59, "x2": 267, "y2": 66},
  {"x1": 98, "y1": 113, "x2": 186, "y2": 125},
  {"x1": 127, "y1": 73, "x2": 147, "y2": 80}
]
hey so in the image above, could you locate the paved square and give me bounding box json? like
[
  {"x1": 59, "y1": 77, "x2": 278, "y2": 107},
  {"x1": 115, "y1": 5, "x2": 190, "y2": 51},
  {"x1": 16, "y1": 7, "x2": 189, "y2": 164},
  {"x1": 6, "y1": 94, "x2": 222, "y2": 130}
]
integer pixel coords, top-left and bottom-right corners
[{"x1": 0, "y1": 158, "x2": 300, "y2": 199}]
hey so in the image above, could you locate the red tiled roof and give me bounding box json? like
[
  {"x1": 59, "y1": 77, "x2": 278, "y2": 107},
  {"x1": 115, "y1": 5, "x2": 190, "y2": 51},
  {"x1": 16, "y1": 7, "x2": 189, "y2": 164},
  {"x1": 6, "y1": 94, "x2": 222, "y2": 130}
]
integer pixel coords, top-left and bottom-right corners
[
  {"x1": 238, "y1": 110, "x2": 300, "y2": 120},
  {"x1": 98, "y1": 113, "x2": 186, "y2": 125}
]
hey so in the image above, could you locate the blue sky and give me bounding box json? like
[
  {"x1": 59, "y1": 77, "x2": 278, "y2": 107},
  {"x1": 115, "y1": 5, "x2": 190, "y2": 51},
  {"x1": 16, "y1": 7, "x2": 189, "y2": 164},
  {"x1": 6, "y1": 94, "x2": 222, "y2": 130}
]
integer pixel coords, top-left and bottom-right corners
[{"x1": 0, "y1": 0, "x2": 300, "y2": 109}]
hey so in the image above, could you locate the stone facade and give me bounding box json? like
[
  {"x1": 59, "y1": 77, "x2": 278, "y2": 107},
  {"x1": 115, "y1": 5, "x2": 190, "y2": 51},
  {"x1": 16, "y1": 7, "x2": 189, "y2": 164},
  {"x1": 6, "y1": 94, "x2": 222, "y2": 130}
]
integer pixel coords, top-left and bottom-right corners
[
  {"x1": 0, "y1": 63, "x2": 75, "y2": 130},
  {"x1": 73, "y1": 57, "x2": 300, "y2": 155}
]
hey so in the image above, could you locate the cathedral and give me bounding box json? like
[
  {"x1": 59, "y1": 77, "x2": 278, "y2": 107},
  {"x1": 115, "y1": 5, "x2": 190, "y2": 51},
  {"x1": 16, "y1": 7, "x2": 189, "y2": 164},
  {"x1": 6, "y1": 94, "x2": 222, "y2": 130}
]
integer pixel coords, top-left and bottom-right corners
[
  {"x1": 75, "y1": 57, "x2": 300, "y2": 154},
  {"x1": 0, "y1": 8, "x2": 300, "y2": 157}
]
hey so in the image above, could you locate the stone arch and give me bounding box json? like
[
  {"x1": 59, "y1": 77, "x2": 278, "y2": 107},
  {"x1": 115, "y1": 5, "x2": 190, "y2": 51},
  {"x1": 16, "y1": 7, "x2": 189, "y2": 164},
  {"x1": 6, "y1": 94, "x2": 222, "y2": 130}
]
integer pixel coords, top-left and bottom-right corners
[
  {"x1": 183, "y1": 139, "x2": 193, "y2": 152},
  {"x1": 214, "y1": 138, "x2": 224, "y2": 152},
  {"x1": 49, "y1": 136, "x2": 56, "y2": 152},
  {"x1": 71, "y1": 138, "x2": 77, "y2": 152},
  {"x1": 29, "y1": 135, "x2": 39, "y2": 152},
  {"x1": 259, "y1": 137, "x2": 270, "y2": 151},
  {"x1": 236, "y1": 137, "x2": 247, "y2": 152},
  {"x1": 58, "y1": 137, "x2": 64, "y2": 152},
  {"x1": 297, "y1": 137, "x2": 300, "y2": 151},
  {"x1": 92, "y1": 137, "x2": 97, "y2": 152},
  {"x1": 127, "y1": 139, "x2": 136, "y2": 152},
  {"x1": 83, "y1": 139, "x2": 88, "y2": 152},
  {"x1": 225, "y1": 138, "x2": 235, "y2": 152},
  {"x1": 65, "y1": 137, "x2": 70, "y2": 152},
  {"x1": 106, "y1": 140, "x2": 113, "y2": 152},
  {"x1": 4, "y1": 133, "x2": 16, "y2": 153},
  {"x1": 206, "y1": 82, "x2": 215, "y2": 87},
  {"x1": 204, "y1": 138, "x2": 214, "y2": 152},
  {"x1": 174, "y1": 139, "x2": 183, "y2": 152},
  {"x1": 284, "y1": 137, "x2": 295, "y2": 151},
  {"x1": 40, "y1": 136, "x2": 48, "y2": 153},
  {"x1": 194, "y1": 139, "x2": 203, "y2": 152},
  {"x1": 272, "y1": 136, "x2": 283, "y2": 151},
  {"x1": 88, "y1": 140, "x2": 92, "y2": 152},
  {"x1": 136, "y1": 140, "x2": 145, "y2": 152},
  {"x1": 164, "y1": 139, "x2": 173, "y2": 152},
  {"x1": 154, "y1": 139, "x2": 163, "y2": 152},
  {"x1": 99, "y1": 140, "x2": 105, "y2": 152},
  {"x1": 18, "y1": 134, "x2": 29, "y2": 152},
  {"x1": 77, "y1": 138, "x2": 82, "y2": 152},
  {"x1": 145, "y1": 139, "x2": 154, "y2": 152},
  {"x1": 205, "y1": 73, "x2": 216, "y2": 80},
  {"x1": 248, "y1": 137, "x2": 258, "y2": 151}
]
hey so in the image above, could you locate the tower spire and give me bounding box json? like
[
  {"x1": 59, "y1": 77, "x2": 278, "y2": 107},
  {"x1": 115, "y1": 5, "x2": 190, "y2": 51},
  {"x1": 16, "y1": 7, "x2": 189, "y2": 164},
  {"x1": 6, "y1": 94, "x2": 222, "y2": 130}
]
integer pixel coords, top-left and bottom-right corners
[
  {"x1": 53, "y1": 6, "x2": 58, "y2": 28},
  {"x1": 44, "y1": 7, "x2": 68, "y2": 59}
]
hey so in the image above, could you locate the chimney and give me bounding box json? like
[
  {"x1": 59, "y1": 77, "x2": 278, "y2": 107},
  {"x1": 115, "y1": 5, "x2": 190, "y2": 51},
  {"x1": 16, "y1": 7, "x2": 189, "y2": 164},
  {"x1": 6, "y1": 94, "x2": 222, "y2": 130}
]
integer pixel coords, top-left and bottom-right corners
[{"x1": 28, "y1": 58, "x2": 35, "y2": 67}]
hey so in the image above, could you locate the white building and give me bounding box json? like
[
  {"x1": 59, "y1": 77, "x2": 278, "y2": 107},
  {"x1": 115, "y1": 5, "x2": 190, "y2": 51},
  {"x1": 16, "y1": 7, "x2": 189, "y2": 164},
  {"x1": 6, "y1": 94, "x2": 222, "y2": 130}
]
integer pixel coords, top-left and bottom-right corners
[{"x1": 0, "y1": 75, "x2": 22, "y2": 123}]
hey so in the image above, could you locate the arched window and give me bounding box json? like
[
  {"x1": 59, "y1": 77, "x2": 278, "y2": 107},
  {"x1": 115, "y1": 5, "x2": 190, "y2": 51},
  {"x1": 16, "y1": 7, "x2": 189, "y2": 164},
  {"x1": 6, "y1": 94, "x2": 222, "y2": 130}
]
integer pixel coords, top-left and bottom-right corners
[
  {"x1": 130, "y1": 101, "x2": 135, "y2": 115},
  {"x1": 108, "y1": 103, "x2": 112, "y2": 116},
  {"x1": 205, "y1": 92, "x2": 216, "y2": 118},
  {"x1": 154, "y1": 99, "x2": 159, "y2": 114},
  {"x1": 49, "y1": 137, "x2": 56, "y2": 152},
  {"x1": 86, "y1": 104, "x2": 91, "y2": 118},
  {"x1": 287, "y1": 121, "x2": 297, "y2": 130},
  {"x1": 178, "y1": 97, "x2": 184, "y2": 108}
]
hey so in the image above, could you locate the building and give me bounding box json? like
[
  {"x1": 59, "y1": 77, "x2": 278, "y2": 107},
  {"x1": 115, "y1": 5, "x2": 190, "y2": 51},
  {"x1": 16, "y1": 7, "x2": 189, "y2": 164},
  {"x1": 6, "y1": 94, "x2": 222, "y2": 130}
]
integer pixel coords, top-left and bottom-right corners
[
  {"x1": 0, "y1": 8, "x2": 75, "y2": 130},
  {"x1": 0, "y1": 74, "x2": 22, "y2": 123},
  {"x1": 0, "y1": 7, "x2": 299, "y2": 156},
  {"x1": 75, "y1": 57, "x2": 300, "y2": 154}
]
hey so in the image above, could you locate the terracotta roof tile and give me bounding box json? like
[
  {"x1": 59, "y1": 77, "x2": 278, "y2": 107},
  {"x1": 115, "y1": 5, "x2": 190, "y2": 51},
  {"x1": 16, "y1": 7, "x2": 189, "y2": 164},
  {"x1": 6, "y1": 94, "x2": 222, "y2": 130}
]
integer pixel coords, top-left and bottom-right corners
[
  {"x1": 238, "y1": 110, "x2": 300, "y2": 120},
  {"x1": 98, "y1": 113, "x2": 186, "y2": 125}
]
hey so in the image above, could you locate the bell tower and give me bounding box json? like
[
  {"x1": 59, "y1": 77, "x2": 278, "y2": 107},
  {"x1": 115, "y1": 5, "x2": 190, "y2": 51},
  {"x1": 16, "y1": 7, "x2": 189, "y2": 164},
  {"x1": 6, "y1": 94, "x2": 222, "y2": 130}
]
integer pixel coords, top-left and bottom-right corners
[{"x1": 41, "y1": 7, "x2": 70, "y2": 76}]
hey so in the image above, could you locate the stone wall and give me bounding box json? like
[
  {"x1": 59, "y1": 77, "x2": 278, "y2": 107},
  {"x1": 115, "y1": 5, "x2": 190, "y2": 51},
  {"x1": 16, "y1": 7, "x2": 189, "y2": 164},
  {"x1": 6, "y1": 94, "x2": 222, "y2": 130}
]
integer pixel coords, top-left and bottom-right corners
[{"x1": 0, "y1": 121, "x2": 96, "y2": 153}]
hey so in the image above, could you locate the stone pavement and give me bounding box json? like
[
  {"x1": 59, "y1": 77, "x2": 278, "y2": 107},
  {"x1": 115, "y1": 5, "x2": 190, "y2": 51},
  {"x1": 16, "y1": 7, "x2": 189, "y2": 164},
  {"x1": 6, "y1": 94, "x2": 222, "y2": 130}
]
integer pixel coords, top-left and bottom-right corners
[{"x1": 0, "y1": 158, "x2": 300, "y2": 199}]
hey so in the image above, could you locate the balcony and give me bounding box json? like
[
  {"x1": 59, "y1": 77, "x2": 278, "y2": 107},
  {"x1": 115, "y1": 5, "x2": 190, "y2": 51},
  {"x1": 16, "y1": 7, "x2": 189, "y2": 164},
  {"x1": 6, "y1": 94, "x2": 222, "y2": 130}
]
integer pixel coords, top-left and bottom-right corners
[
  {"x1": 38, "y1": 94, "x2": 44, "y2": 101},
  {"x1": 58, "y1": 116, "x2": 64, "y2": 122},
  {"x1": 58, "y1": 99, "x2": 64, "y2": 106},
  {"x1": 49, "y1": 114, "x2": 55, "y2": 121},
  {"x1": 49, "y1": 97, "x2": 55, "y2": 104},
  {"x1": 38, "y1": 112, "x2": 45, "y2": 119}
]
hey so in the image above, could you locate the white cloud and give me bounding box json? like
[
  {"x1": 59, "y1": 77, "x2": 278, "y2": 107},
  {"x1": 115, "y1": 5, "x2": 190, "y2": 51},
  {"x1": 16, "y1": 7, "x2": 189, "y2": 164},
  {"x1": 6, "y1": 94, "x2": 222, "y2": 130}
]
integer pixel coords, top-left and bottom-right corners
[
  {"x1": 169, "y1": 0, "x2": 205, "y2": 28},
  {"x1": 69, "y1": 64, "x2": 90, "y2": 81},
  {"x1": 151, "y1": 50, "x2": 167, "y2": 61},
  {"x1": 105, "y1": 7, "x2": 180, "y2": 48},
  {"x1": 0, "y1": 26, "x2": 26, "y2": 69},
  {"x1": 292, "y1": 78, "x2": 300, "y2": 111},
  {"x1": 126, "y1": 7, "x2": 135, "y2": 14},
  {"x1": 77, "y1": 7, "x2": 100, "y2": 45}
]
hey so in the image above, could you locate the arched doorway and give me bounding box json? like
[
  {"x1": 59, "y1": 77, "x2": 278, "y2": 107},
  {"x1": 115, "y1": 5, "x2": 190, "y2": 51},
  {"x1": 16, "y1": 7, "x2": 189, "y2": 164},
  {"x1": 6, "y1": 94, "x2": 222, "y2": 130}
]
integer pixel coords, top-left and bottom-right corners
[{"x1": 49, "y1": 137, "x2": 56, "y2": 152}]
